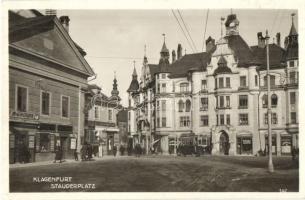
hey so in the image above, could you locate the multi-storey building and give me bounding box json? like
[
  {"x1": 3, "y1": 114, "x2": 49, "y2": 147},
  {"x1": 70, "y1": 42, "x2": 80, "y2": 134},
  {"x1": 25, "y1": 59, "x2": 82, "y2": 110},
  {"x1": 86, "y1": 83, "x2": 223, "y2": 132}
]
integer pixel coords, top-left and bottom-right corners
[
  {"x1": 128, "y1": 13, "x2": 298, "y2": 156},
  {"x1": 9, "y1": 10, "x2": 95, "y2": 163},
  {"x1": 84, "y1": 77, "x2": 122, "y2": 156}
]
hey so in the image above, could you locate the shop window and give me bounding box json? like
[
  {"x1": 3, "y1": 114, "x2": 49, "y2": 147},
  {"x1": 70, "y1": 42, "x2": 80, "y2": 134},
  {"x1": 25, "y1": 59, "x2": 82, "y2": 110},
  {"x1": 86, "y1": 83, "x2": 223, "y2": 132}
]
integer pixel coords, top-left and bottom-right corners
[
  {"x1": 240, "y1": 76, "x2": 247, "y2": 87},
  {"x1": 178, "y1": 100, "x2": 184, "y2": 112},
  {"x1": 61, "y1": 95, "x2": 70, "y2": 118},
  {"x1": 36, "y1": 133, "x2": 54, "y2": 153},
  {"x1": 16, "y1": 85, "x2": 28, "y2": 112},
  {"x1": 180, "y1": 83, "x2": 189, "y2": 92},
  {"x1": 185, "y1": 100, "x2": 191, "y2": 112},
  {"x1": 239, "y1": 113, "x2": 248, "y2": 125},
  {"x1": 271, "y1": 94, "x2": 278, "y2": 107},
  {"x1": 281, "y1": 136, "x2": 292, "y2": 154},
  {"x1": 236, "y1": 137, "x2": 252, "y2": 155},
  {"x1": 200, "y1": 115, "x2": 209, "y2": 126},
  {"x1": 239, "y1": 95, "x2": 248, "y2": 109},
  {"x1": 290, "y1": 92, "x2": 296, "y2": 105},
  {"x1": 200, "y1": 97, "x2": 208, "y2": 110},
  {"x1": 265, "y1": 135, "x2": 277, "y2": 154},
  {"x1": 226, "y1": 77, "x2": 230, "y2": 88}
]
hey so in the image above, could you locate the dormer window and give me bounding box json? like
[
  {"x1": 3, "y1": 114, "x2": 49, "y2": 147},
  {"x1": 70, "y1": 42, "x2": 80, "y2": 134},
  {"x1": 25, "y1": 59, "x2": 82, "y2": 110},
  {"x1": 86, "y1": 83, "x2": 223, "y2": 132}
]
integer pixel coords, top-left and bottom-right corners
[
  {"x1": 289, "y1": 60, "x2": 295, "y2": 67},
  {"x1": 161, "y1": 74, "x2": 166, "y2": 79}
]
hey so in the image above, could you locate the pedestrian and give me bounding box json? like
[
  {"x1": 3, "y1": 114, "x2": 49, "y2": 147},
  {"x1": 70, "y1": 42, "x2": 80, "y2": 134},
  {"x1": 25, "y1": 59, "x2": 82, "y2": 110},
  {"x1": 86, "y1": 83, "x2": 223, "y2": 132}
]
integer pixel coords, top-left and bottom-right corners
[
  {"x1": 113, "y1": 145, "x2": 117, "y2": 157},
  {"x1": 74, "y1": 149, "x2": 78, "y2": 161},
  {"x1": 54, "y1": 144, "x2": 62, "y2": 163},
  {"x1": 87, "y1": 144, "x2": 93, "y2": 160},
  {"x1": 81, "y1": 144, "x2": 86, "y2": 161}
]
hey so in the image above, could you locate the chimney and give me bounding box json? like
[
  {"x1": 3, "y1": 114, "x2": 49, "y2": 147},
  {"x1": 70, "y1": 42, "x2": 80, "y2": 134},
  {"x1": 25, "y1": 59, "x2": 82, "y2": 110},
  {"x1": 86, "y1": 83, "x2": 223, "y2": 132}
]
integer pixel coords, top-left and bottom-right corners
[
  {"x1": 172, "y1": 50, "x2": 176, "y2": 63},
  {"x1": 59, "y1": 16, "x2": 70, "y2": 33},
  {"x1": 276, "y1": 32, "x2": 281, "y2": 47},
  {"x1": 205, "y1": 36, "x2": 215, "y2": 52},
  {"x1": 284, "y1": 36, "x2": 289, "y2": 49},
  {"x1": 177, "y1": 44, "x2": 182, "y2": 59},
  {"x1": 45, "y1": 9, "x2": 57, "y2": 16},
  {"x1": 257, "y1": 32, "x2": 265, "y2": 48}
]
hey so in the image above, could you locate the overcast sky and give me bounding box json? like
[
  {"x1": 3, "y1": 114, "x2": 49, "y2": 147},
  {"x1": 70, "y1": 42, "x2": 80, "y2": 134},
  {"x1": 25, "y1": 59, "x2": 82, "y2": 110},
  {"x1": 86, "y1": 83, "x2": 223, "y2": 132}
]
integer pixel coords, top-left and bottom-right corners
[{"x1": 56, "y1": 9, "x2": 297, "y2": 106}]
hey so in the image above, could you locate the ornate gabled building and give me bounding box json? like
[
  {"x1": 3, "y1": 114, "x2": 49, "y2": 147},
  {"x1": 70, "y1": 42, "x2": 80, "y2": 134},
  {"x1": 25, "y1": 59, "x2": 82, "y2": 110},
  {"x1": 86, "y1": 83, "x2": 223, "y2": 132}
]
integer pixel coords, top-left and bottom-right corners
[{"x1": 128, "y1": 13, "x2": 298, "y2": 156}]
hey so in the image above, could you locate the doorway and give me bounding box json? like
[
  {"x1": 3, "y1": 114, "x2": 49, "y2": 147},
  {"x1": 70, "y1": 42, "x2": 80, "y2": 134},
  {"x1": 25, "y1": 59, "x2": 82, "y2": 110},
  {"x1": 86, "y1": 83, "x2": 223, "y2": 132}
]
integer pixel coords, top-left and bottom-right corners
[
  {"x1": 107, "y1": 134, "x2": 114, "y2": 155},
  {"x1": 15, "y1": 133, "x2": 27, "y2": 163},
  {"x1": 219, "y1": 131, "x2": 229, "y2": 155},
  {"x1": 60, "y1": 137, "x2": 68, "y2": 160}
]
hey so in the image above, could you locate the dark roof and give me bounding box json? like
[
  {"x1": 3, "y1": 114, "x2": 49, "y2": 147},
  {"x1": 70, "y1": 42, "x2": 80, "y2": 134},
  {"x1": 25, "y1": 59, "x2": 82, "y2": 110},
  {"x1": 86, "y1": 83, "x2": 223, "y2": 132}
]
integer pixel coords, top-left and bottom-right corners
[
  {"x1": 168, "y1": 52, "x2": 212, "y2": 78},
  {"x1": 160, "y1": 42, "x2": 169, "y2": 53},
  {"x1": 225, "y1": 35, "x2": 258, "y2": 67},
  {"x1": 9, "y1": 15, "x2": 55, "y2": 33},
  {"x1": 251, "y1": 44, "x2": 286, "y2": 70},
  {"x1": 127, "y1": 79, "x2": 139, "y2": 93},
  {"x1": 285, "y1": 41, "x2": 298, "y2": 60},
  {"x1": 289, "y1": 22, "x2": 298, "y2": 36},
  {"x1": 148, "y1": 64, "x2": 160, "y2": 77},
  {"x1": 214, "y1": 56, "x2": 232, "y2": 75},
  {"x1": 117, "y1": 110, "x2": 128, "y2": 122}
]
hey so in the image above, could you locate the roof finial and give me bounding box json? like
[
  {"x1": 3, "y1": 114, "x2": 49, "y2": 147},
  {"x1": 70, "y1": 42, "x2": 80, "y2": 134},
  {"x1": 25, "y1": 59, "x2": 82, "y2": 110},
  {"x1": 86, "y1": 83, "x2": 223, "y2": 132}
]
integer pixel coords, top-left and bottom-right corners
[
  {"x1": 230, "y1": 8, "x2": 233, "y2": 15},
  {"x1": 221, "y1": 17, "x2": 225, "y2": 37},
  {"x1": 114, "y1": 70, "x2": 116, "y2": 79},
  {"x1": 144, "y1": 44, "x2": 147, "y2": 56},
  {"x1": 133, "y1": 60, "x2": 136, "y2": 69},
  {"x1": 162, "y1": 33, "x2": 166, "y2": 43},
  {"x1": 291, "y1": 13, "x2": 295, "y2": 24}
]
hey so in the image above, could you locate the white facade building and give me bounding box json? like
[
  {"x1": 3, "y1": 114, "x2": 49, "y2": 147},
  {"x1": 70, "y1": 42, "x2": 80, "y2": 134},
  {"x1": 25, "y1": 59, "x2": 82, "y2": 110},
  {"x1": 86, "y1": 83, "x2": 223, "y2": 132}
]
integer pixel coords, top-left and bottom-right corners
[{"x1": 127, "y1": 13, "x2": 298, "y2": 156}]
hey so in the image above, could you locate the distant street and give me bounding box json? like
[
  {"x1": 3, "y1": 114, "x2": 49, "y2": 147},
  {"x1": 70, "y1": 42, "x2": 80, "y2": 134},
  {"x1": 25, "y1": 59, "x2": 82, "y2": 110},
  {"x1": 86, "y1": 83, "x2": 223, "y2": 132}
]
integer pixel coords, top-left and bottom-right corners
[{"x1": 10, "y1": 155, "x2": 298, "y2": 192}]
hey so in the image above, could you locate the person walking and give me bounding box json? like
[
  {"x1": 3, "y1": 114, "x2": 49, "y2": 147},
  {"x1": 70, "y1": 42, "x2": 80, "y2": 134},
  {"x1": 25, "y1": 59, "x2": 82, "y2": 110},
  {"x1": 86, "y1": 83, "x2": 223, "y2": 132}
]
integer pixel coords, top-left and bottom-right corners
[
  {"x1": 113, "y1": 145, "x2": 117, "y2": 157},
  {"x1": 74, "y1": 149, "x2": 78, "y2": 161}
]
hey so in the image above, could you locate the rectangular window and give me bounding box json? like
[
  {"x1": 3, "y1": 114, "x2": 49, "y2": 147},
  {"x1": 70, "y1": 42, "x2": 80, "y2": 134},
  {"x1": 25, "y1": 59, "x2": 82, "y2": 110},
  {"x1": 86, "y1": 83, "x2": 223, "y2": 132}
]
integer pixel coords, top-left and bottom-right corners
[
  {"x1": 180, "y1": 83, "x2": 189, "y2": 92},
  {"x1": 240, "y1": 76, "x2": 247, "y2": 87},
  {"x1": 180, "y1": 116, "x2": 190, "y2": 127},
  {"x1": 41, "y1": 91, "x2": 50, "y2": 115},
  {"x1": 201, "y1": 80, "x2": 207, "y2": 90},
  {"x1": 162, "y1": 73, "x2": 166, "y2": 79},
  {"x1": 17, "y1": 86, "x2": 27, "y2": 112},
  {"x1": 219, "y1": 96, "x2": 224, "y2": 108},
  {"x1": 255, "y1": 75, "x2": 258, "y2": 86},
  {"x1": 239, "y1": 113, "x2": 248, "y2": 125},
  {"x1": 226, "y1": 96, "x2": 230, "y2": 107},
  {"x1": 162, "y1": 117, "x2": 166, "y2": 127},
  {"x1": 220, "y1": 114, "x2": 225, "y2": 125},
  {"x1": 161, "y1": 83, "x2": 166, "y2": 93},
  {"x1": 157, "y1": 117, "x2": 160, "y2": 128},
  {"x1": 226, "y1": 114, "x2": 230, "y2": 125},
  {"x1": 200, "y1": 97, "x2": 208, "y2": 110},
  {"x1": 108, "y1": 109, "x2": 113, "y2": 121},
  {"x1": 289, "y1": 60, "x2": 295, "y2": 67},
  {"x1": 61, "y1": 96, "x2": 69, "y2": 118},
  {"x1": 157, "y1": 83, "x2": 160, "y2": 93},
  {"x1": 216, "y1": 115, "x2": 219, "y2": 126},
  {"x1": 265, "y1": 113, "x2": 278, "y2": 124},
  {"x1": 291, "y1": 112, "x2": 297, "y2": 124},
  {"x1": 264, "y1": 75, "x2": 275, "y2": 86},
  {"x1": 39, "y1": 133, "x2": 50, "y2": 152},
  {"x1": 289, "y1": 72, "x2": 296, "y2": 84},
  {"x1": 94, "y1": 107, "x2": 99, "y2": 119},
  {"x1": 128, "y1": 112, "x2": 131, "y2": 120},
  {"x1": 219, "y1": 77, "x2": 224, "y2": 88},
  {"x1": 156, "y1": 101, "x2": 160, "y2": 111},
  {"x1": 226, "y1": 77, "x2": 230, "y2": 88},
  {"x1": 161, "y1": 100, "x2": 166, "y2": 111},
  {"x1": 215, "y1": 78, "x2": 217, "y2": 89},
  {"x1": 239, "y1": 95, "x2": 248, "y2": 109},
  {"x1": 200, "y1": 115, "x2": 209, "y2": 126},
  {"x1": 290, "y1": 92, "x2": 296, "y2": 105}
]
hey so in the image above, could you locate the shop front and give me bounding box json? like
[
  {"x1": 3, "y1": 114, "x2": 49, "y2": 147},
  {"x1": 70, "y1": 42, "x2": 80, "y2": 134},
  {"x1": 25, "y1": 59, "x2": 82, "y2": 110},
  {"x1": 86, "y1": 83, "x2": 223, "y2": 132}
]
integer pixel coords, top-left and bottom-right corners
[
  {"x1": 280, "y1": 135, "x2": 292, "y2": 155},
  {"x1": 265, "y1": 135, "x2": 277, "y2": 155},
  {"x1": 236, "y1": 136, "x2": 253, "y2": 155}
]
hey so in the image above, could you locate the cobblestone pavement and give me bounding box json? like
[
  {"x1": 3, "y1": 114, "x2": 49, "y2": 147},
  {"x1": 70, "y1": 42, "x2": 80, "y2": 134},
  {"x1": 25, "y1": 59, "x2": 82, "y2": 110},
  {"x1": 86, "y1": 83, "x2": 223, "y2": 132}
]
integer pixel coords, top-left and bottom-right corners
[{"x1": 9, "y1": 155, "x2": 298, "y2": 192}]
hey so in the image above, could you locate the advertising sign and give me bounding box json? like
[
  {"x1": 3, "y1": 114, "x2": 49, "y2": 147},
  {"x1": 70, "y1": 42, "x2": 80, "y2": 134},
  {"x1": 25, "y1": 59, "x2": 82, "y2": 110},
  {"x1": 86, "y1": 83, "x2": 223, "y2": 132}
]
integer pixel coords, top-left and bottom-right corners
[{"x1": 70, "y1": 138, "x2": 77, "y2": 149}]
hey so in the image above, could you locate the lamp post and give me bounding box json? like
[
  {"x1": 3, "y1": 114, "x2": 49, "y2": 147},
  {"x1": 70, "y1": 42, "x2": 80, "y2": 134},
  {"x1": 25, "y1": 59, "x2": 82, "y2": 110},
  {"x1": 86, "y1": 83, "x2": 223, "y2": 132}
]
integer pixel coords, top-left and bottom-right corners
[{"x1": 265, "y1": 30, "x2": 274, "y2": 173}]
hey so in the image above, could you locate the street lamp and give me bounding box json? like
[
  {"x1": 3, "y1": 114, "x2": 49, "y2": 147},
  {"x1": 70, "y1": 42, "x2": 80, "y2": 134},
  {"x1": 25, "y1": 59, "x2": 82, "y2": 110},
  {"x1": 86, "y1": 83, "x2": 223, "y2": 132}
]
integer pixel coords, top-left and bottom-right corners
[{"x1": 265, "y1": 30, "x2": 274, "y2": 173}]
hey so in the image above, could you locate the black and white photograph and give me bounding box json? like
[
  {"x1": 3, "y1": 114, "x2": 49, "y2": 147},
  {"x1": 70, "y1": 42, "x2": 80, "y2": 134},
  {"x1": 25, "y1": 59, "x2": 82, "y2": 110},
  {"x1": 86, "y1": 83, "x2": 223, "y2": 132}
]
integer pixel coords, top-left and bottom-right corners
[{"x1": 2, "y1": 1, "x2": 304, "y2": 199}]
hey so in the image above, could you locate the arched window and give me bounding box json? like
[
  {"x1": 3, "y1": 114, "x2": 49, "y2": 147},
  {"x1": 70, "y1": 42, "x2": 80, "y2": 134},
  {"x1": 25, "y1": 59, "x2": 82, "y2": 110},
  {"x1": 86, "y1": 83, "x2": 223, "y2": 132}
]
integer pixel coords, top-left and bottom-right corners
[
  {"x1": 262, "y1": 94, "x2": 268, "y2": 108},
  {"x1": 185, "y1": 99, "x2": 191, "y2": 112},
  {"x1": 178, "y1": 100, "x2": 184, "y2": 112},
  {"x1": 271, "y1": 94, "x2": 278, "y2": 107},
  {"x1": 180, "y1": 83, "x2": 189, "y2": 93}
]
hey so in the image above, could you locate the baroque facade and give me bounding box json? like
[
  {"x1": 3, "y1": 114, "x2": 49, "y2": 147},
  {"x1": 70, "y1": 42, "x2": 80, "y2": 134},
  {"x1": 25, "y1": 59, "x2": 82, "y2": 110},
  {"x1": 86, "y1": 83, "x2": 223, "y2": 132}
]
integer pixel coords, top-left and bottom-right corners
[{"x1": 127, "y1": 13, "x2": 298, "y2": 156}]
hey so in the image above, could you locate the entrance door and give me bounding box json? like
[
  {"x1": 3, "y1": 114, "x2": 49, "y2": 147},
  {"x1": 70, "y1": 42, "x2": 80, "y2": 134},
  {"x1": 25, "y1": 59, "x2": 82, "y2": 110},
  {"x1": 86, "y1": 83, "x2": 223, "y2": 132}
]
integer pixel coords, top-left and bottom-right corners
[
  {"x1": 15, "y1": 133, "x2": 27, "y2": 163},
  {"x1": 107, "y1": 134, "x2": 114, "y2": 155},
  {"x1": 60, "y1": 137, "x2": 68, "y2": 160},
  {"x1": 219, "y1": 131, "x2": 229, "y2": 155}
]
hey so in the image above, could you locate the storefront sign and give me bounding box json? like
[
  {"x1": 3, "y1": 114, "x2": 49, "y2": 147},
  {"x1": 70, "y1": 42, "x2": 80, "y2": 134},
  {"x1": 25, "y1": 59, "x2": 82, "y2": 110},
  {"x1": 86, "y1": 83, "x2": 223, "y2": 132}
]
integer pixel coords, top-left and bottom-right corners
[
  {"x1": 10, "y1": 111, "x2": 39, "y2": 120},
  {"x1": 70, "y1": 138, "x2": 76, "y2": 149},
  {"x1": 29, "y1": 135, "x2": 35, "y2": 148},
  {"x1": 9, "y1": 134, "x2": 15, "y2": 148},
  {"x1": 281, "y1": 136, "x2": 291, "y2": 153},
  {"x1": 242, "y1": 139, "x2": 252, "y2": 145}
]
